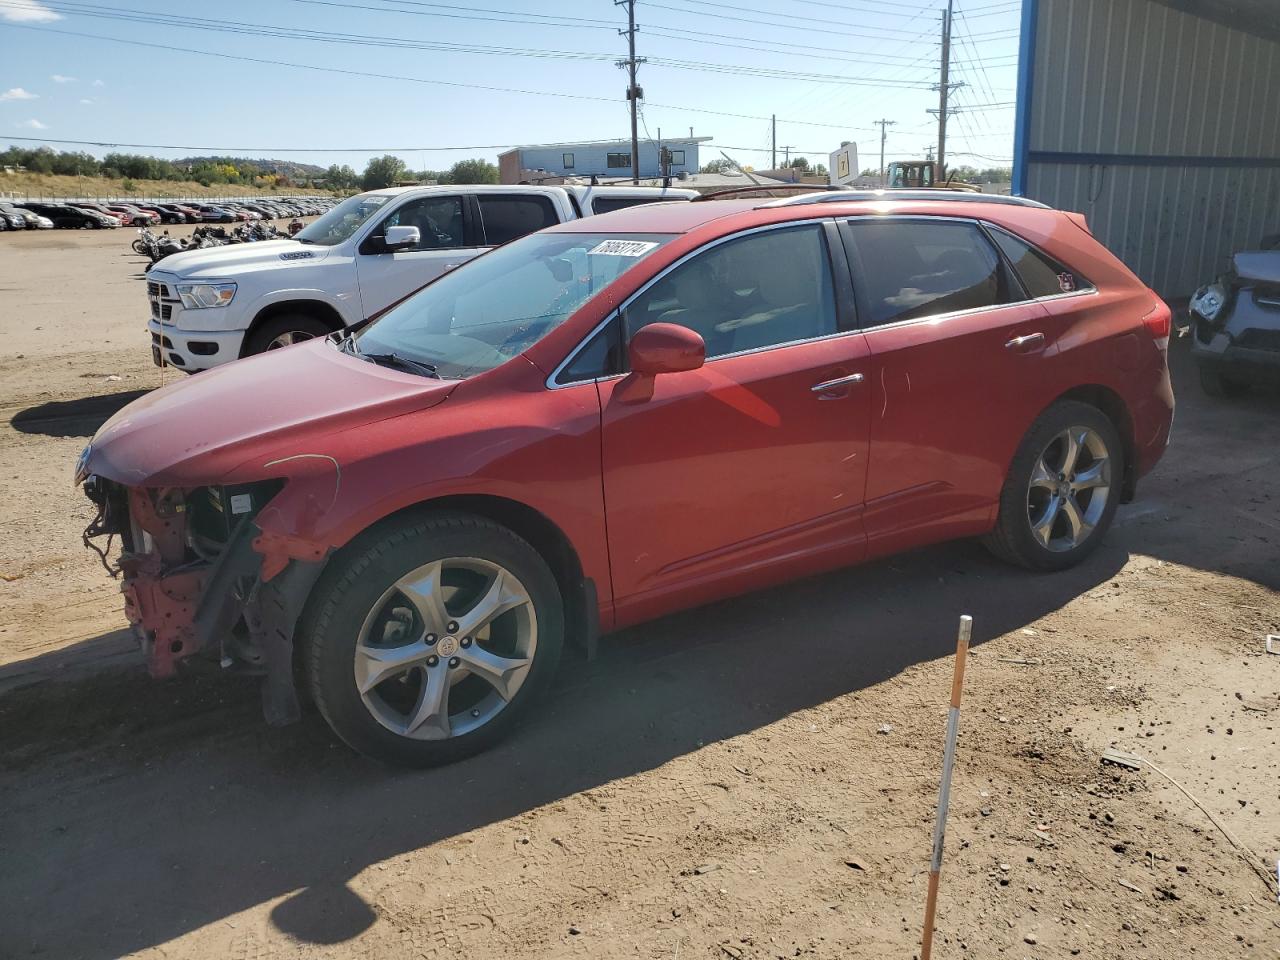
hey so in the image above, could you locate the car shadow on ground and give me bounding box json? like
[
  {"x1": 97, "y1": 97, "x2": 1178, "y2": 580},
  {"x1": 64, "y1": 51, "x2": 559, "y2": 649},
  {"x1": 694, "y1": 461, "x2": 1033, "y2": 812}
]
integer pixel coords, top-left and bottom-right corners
[
  {"x1": 1, "y1": 342, "x2": 1276, "y2": 957},
  {"x1": 10, "y1": 389, "x2": 150, "y2": 438},
  {"x1": 0, "y1": 537, "x2": 1127, "y2": 958}
]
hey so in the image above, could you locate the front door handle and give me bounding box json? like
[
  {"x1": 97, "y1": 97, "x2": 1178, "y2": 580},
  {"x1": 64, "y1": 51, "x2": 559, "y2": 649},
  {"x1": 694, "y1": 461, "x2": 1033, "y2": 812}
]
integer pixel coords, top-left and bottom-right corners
[
  {"x1": 1005, "y1": 332, "x2": 1045, "y2": 352},
  {"x1": 811, "y1": 372, "x2": 864, "y2": 395}
]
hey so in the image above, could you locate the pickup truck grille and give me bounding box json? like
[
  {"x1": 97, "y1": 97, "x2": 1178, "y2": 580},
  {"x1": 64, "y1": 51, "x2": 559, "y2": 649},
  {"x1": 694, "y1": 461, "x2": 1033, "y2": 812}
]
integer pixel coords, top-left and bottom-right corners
[
  {"x1": 147, "y1": 280, "x2": 171, "y2": 299},
  {"x1": 150, "y1": 301, "x2": 173, "y2": 321}
]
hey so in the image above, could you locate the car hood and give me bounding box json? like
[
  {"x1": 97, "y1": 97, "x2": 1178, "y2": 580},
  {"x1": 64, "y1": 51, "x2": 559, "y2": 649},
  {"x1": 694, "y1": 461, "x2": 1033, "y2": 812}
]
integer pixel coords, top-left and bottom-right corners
[
  {"x1": 85, "y1": 340, "x2": 455, "y2": 487},
  {"x1": 1232, "y1": 251, "x2": 1280, "y2": 285},
  {"x1": 151, "y1": 240, "x2": 331, "y2": 280}
]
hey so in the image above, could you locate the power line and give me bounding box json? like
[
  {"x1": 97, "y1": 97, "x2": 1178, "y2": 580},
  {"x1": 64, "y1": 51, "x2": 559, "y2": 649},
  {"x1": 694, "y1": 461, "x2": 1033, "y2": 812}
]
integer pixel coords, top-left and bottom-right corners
[
  {"x1": 640, "y1": 0, "x2": 950, "y2": 48},
  {"x1": 649, "y1": 0, "x2": 950, "y2": 36},
  {"x1": 0, "y1": 1, "x2": 938, "y2": 90},
  {"x1": 0, "y1": 22, "x2": 867, "y2": 131}
]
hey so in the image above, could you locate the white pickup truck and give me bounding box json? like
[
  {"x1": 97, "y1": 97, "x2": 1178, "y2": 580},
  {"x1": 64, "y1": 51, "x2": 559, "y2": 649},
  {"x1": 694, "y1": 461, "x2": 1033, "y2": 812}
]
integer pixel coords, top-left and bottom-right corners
[{"x1": 146, "y1": 183, "x2": 697, "y2": 371}]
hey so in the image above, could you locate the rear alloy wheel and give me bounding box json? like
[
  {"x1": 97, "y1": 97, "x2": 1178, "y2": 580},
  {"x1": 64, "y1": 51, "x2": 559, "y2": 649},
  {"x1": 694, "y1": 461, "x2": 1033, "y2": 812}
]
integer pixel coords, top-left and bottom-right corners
[
  {"x1": 985, "y1": 400, "x2": 1122, "y2": 571},
  {"x1": 244, "y1": 313, "x2": 333, "y2": 356},
  {"x1": 303, "y1": 512, "x2": 564, "y2": 766}
]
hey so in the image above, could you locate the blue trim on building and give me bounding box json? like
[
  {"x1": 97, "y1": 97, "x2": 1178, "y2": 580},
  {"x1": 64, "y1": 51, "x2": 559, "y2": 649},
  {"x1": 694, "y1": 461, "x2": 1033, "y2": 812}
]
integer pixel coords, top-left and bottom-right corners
[
  {"x1": 1028, "y1": 151, "x2": 1280, "y2": 169},
  {"x1": 1011, "y1": 0, "x2": 1039, "y2": 196}
]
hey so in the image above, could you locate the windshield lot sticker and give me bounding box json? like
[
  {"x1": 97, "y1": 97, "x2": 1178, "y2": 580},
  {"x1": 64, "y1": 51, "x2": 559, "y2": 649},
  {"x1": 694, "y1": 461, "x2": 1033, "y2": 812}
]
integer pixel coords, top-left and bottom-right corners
[{"x1": 588, "y1": 240, "x2": 659, "y2": 257}]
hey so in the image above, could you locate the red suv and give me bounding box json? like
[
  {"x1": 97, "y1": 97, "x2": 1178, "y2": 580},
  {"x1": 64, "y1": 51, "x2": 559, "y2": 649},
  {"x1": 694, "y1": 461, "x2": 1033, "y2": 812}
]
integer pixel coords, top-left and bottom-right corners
[{"x1": 79, "y1": 191, "x2": 1174, "y2": 765}]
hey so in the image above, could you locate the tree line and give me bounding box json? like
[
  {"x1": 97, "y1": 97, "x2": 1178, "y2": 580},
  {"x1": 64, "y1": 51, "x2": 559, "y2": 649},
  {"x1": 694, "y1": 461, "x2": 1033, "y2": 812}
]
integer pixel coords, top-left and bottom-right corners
[
  {"x1": 0, "y1": 145, "x2": 319, "y2": 188},
  {"x1": 332, "y1": 156, "x2": 500, "y2": 191},
  {"x1": 1, "y1": 146, "x2": 502, "y2": 191}
]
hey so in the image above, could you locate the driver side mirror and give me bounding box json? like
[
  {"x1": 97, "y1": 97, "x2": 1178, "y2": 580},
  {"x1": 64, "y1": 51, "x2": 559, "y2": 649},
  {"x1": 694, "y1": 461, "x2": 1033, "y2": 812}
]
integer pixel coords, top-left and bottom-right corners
[
  {"x1": 383, "y1": 225, "x2": 420, "y2": 252},
  {"x1": 616, "y1": 323, "x2": 705, "y2": 403}
]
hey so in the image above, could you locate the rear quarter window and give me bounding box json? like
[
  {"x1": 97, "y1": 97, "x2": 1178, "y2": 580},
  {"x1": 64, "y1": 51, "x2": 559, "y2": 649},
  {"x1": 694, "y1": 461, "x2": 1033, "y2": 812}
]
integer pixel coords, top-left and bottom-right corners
[{"x1": 988, "y1": 226, "x2": 1093, "y2": 298}]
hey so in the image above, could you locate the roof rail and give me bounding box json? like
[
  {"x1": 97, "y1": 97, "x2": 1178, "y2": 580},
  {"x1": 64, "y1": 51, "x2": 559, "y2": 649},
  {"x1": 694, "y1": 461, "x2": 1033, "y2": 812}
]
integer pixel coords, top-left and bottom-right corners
[
  {"x1": 756, "y1": 189, "x2": 1050, "y2": 209},
  {"x1": 691, "y1": 184, "x2": 849, "y2": 202}
]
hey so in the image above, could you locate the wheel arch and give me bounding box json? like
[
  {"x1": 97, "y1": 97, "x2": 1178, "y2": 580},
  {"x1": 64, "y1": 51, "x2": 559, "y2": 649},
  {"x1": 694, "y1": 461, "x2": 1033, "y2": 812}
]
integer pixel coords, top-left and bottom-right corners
[
  {"x1": 313, "y1": 493, "x2": 598, "y2": 660},
  {"x1": 242, "y1": 299, "x2": 346, "y2": 357},
  {"x1": 1050, "y1": 384, "x2": 1137, "y2": 502}
]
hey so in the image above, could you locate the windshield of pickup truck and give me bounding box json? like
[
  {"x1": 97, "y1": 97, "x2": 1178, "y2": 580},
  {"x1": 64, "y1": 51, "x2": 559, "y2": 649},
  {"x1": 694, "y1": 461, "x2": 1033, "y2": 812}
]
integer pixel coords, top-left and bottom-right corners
[
  {"x1": 295, "y1": 192, "x2": 391, "y2": 246},
  {"x1": 354, "y1": 231, "x2": 674, "y2": 378}
]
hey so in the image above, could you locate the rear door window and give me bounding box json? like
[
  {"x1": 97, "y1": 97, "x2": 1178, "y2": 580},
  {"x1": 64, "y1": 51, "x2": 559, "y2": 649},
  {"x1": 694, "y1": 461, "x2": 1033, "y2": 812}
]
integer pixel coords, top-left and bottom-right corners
[
  {"x1": 477, "y1": 195, "x2": 560, "y2": 246},
  {"x1": 842, "y1": 219, "x2": 1013, "y2": 327},
  {"x1": 988, "y1": 226, "x2": 1093, "y2": 298}
]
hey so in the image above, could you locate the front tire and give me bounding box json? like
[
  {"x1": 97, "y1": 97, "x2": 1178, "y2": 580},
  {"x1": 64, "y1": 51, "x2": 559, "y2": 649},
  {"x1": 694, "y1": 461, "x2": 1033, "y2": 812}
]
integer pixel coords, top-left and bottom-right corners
[
  {"x1": 984, "y1": 400, "x2": 1123, "y2": 571},
  {"x1": 243, "y1": 313, "x2": 333, "y2": 355},
  {"x1": 302, "y1": 512, "x2": 564, "y2": 766}
]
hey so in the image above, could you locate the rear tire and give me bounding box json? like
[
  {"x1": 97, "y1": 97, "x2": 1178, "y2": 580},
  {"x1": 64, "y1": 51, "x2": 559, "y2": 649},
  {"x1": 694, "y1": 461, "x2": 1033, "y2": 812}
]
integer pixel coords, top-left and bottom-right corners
[
  {"x1": 984, "y1": 400, "x2": 1123, "y2": 571},
  {"x1": 243, "y1": 313, "x2": 333, "y2": 355},
  {"x1": 301, "y1": 511, "x2": 564, "y2": 767},
  {"x1": 1198, "y1": 364, "x2": 1248, "y2": 399}
]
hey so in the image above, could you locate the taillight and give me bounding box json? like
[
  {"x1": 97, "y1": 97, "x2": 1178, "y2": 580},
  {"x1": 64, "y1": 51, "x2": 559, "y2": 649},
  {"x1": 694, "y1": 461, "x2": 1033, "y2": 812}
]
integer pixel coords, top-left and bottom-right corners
[{"x1": 1142, "y1": 298, "x2": 1172, "y2": 347}]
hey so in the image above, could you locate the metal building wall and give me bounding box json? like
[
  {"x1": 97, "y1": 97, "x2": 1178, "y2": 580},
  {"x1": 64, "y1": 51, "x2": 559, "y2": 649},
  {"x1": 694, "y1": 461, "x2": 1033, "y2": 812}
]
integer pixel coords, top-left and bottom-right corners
[{"x1": 1014, "y1": 0, "x2": 1280, "y2": 298}]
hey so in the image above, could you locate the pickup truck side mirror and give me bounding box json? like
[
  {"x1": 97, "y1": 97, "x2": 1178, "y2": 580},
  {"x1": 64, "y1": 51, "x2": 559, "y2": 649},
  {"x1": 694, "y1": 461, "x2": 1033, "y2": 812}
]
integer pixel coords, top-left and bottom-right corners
[{"x1": 383, "y1": 225, "x2": 421, "y2": 251}]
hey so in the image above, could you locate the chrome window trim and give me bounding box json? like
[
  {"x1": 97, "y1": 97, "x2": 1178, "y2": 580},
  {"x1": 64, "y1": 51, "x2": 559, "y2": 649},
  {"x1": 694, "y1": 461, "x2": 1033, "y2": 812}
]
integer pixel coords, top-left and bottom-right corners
[{"x1": 546, "y1": 217, "x2": 838, "y2": 389}]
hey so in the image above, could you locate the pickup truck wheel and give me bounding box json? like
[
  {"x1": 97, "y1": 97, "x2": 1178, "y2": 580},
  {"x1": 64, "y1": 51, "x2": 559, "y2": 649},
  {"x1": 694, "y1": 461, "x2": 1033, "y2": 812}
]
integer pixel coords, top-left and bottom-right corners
[
  {"x1": 244, "y1": 314, "x2": 334, "y2": 355},
  {"x1": 1198, "y1": 364, "x2": 1248, "y2": 399},
  {"x1": 302, "y1": 512, "x2": 564, "y2": 767},
  {"x1": 984, "y1": 400, "x2": 1122, "y2": 572}
]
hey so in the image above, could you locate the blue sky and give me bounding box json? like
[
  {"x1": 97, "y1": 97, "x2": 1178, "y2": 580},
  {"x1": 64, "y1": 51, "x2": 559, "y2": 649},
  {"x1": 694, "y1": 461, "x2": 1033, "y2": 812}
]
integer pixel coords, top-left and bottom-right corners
[{"x1": 0, "y1": 0, "x2": 1020, "y2": 174}]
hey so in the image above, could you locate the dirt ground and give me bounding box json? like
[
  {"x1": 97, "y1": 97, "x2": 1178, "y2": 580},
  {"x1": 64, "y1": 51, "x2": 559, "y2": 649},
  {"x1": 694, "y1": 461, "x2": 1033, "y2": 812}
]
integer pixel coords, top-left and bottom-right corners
[{"x1": 0, "y1": 228, "x2": 1277, "y2": 960}]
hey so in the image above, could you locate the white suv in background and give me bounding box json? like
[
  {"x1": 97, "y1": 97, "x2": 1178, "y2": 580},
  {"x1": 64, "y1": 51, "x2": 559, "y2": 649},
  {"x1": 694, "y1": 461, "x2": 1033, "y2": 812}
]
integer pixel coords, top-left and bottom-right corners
[{"x1": 145, "y1": 183, "x2": 697, "y2": 372}]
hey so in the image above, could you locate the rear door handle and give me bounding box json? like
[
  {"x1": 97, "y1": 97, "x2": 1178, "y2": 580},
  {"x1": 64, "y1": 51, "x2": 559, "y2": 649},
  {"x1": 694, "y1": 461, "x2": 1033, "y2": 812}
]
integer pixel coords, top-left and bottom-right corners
[
  {"x1": 1005, "y1": 332, "x2": 1045, "y2": 352},
  {"x1": 811, "y1": 372, "x2": 864, "y2": 395}
]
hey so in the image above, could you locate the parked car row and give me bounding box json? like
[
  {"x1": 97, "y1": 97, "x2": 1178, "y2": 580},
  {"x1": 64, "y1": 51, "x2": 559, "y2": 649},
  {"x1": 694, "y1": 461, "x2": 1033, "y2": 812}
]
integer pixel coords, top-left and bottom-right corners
[
  {"x1": 0, "y1": 200, "x2": 54, "y2": 230},
  {"x1": 0, "y1": 196, "x2": 338, "y2": 231}
]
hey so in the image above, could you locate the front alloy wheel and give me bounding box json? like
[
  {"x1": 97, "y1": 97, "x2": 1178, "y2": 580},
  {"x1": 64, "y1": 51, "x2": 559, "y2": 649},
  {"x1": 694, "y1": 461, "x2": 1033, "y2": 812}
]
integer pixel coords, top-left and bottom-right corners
[
  {"x1": 303, "y1": 512, "x2": 564, "y2": 766},
  {"x1": 355, "y1": 558, "x2": 537, "y2": 740}
]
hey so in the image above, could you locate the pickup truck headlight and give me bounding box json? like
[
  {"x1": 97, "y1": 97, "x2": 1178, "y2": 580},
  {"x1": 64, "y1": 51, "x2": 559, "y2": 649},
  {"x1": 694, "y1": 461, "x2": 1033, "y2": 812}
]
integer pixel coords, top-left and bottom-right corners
[
  {"x1": 1190, "y1": 282, "x2": 1225, "y2": 322},
  {"x1": 176, "y1": 281, "x2": 237, "y2": 309}
]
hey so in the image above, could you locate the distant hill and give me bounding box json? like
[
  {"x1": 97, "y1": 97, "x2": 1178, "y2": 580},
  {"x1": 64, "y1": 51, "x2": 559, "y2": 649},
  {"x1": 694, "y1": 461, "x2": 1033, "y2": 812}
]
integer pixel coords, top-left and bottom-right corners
[{"x1": 179, "y1": 156, "x2": 327, "y2": 179}]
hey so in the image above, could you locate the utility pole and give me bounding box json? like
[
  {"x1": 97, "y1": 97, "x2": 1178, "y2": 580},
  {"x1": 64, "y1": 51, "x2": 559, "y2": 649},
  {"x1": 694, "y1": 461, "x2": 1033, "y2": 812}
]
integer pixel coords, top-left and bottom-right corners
[
  {"x1": 616, "y1": 0, "x2": 645, "y2": 185},
  {"x1": 782, "y1": 145, "x2": 793, "y2": 166},
  {"x1": 873, "y1": 118, "x2": 896, "y2": 185},
  {"x1": 771, "y1": 114, "x2": 777, "y2": 170},
  {"x1": 937, "y1": 0, "x2": 953, "y2": 175}
]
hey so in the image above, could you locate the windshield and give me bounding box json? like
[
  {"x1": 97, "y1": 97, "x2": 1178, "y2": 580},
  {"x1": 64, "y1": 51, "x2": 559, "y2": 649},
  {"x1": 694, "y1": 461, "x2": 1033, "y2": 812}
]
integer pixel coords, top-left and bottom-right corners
[
  {"x1": 295, "y1": 192, "x2": 392, "y2": 246},
  {"x1": 355, "y1": 231, "x2": 674, "y2": 378}
]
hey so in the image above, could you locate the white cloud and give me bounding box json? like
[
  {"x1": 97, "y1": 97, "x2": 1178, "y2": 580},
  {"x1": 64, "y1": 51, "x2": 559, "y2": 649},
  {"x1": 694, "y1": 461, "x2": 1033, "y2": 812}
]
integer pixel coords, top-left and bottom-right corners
[
  {"x1": 51, "y1": 74, "x2": 76, "y2": 84},
  {"x1": 79, "y1": 98, "x2": 93, "y2": 105},
  {"x1": 0, "y1": 87, "x2": 38, "y2": 102},
  {"x1": 92, "y1": 79, "x2": 104, "y2": 87},
  {"x1": 0, "y1": 1, "x2": 61, "y2": 22},
  {"x1": 17, "y1": 118, "x2": 48, "y2": 129}
]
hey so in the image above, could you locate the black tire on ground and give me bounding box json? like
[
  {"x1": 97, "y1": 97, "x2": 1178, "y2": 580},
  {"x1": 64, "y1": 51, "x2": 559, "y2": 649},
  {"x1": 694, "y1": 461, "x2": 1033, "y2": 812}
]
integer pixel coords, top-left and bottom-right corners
[
  {"x1": 983, "y1": 399, "x2": 1124, "y2": 572},
  {"x1": 242, "y1": 313, "x2": 334, "y2": 356},
  {"x1": 301, "y1": 511, "x2": 565, "y2": 766},
  {"x1": 1198, "y1": 364, "x2": 1248, "y2": 399}
]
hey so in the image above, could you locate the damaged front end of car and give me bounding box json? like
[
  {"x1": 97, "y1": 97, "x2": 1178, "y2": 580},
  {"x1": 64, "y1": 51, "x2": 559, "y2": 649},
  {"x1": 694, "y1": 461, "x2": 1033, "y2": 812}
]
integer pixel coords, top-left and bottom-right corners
[
  {"x1": 81, "y1": 473, "x2": 328, "y2": 725},
  {"x1": 1189, "y1": 250, "x2": 1280, "y2": 382}
]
